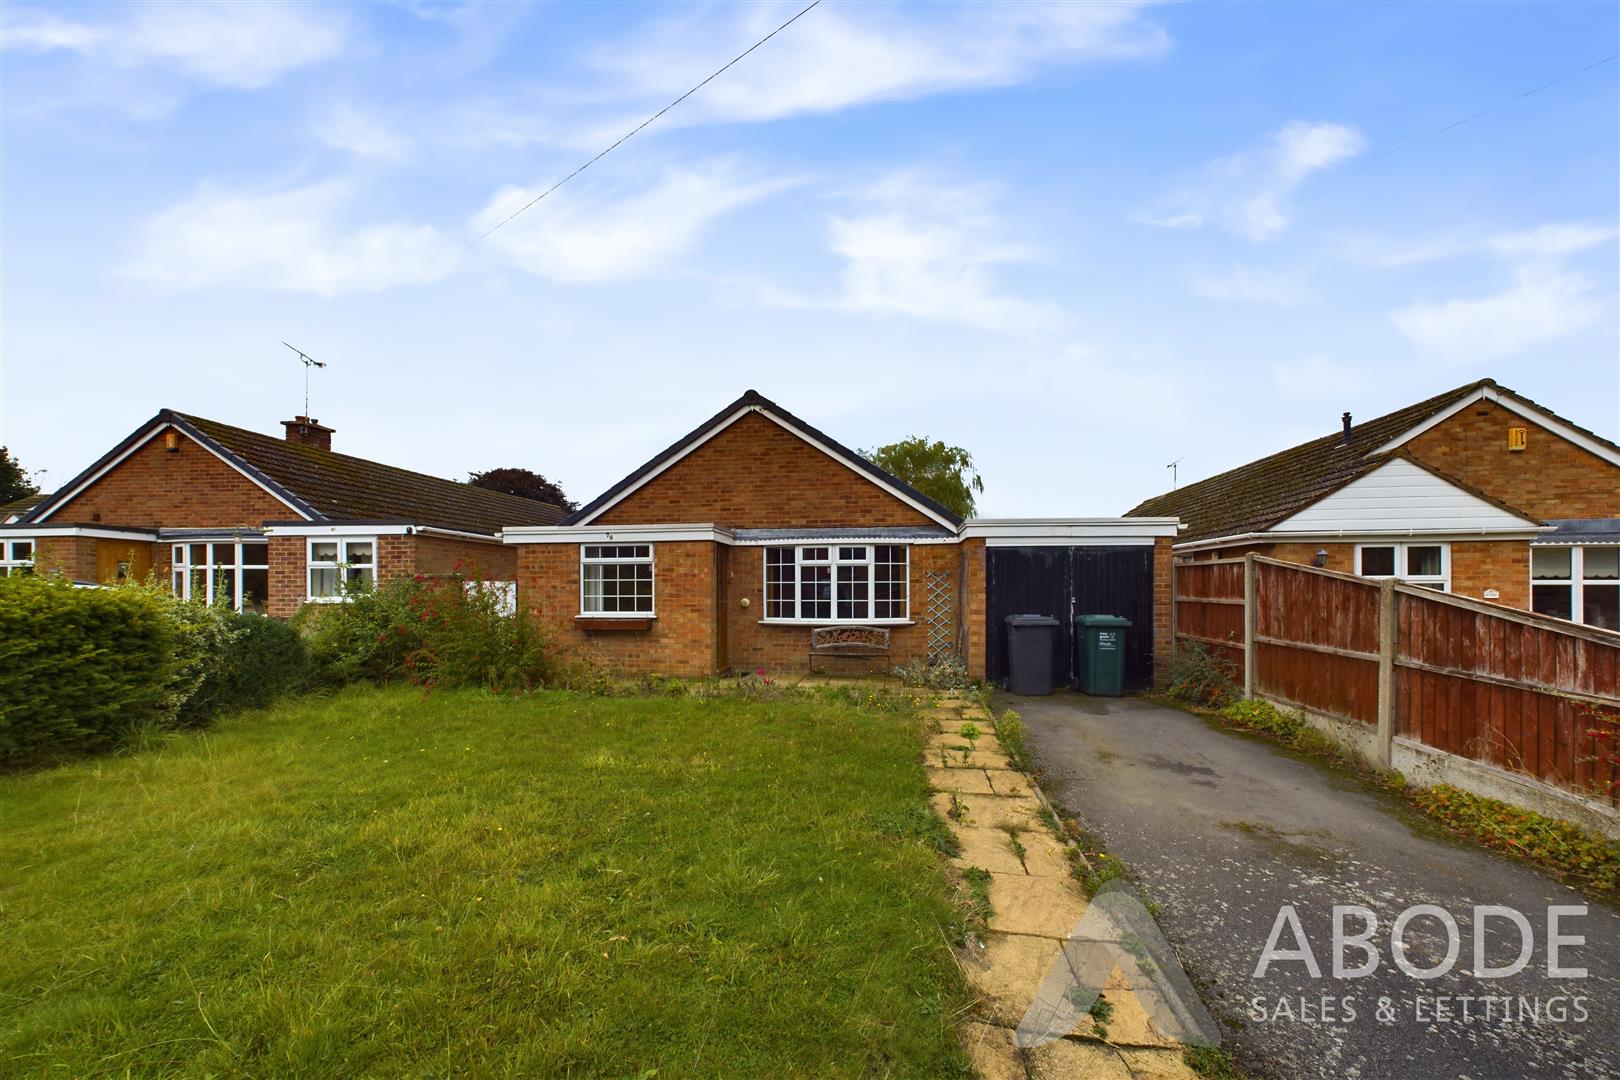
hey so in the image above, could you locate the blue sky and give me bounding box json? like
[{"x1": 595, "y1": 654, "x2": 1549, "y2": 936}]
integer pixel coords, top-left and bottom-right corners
[{"x1": 2, "y1": 1, "x2": 1616, "y2": 515}]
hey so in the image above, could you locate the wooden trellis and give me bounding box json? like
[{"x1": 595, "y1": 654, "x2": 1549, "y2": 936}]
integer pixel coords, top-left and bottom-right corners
[{"x1": 925, "y1": 569, "x2": 954, "y2": 661}]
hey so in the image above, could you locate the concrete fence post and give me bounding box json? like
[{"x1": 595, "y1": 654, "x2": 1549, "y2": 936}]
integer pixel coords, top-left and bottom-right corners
[
  {"x1": 1243, "y1": 554, "x2": 1257, "y2": 699},
  {"x1": 1376, "y1": 578, "x2": 1397, "y2": 768}
]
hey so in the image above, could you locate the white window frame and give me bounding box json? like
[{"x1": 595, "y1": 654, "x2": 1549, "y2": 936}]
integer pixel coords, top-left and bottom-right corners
[
  {"x1": 578, "y1": 543, "x2": 655, "y2": 617},
  {"x1": 1530, "y1": 545, "x2": 1620, "y2": 629},
  {"x1": 1355, "y1": 542, "x2": 1450, "y2": 591},
  {"x1": 0, "y1": 538, "x2": 35, "y2": 576},
  {"x1": 171, "y1": 540, "x2": 272, "y2": 612},
  {"x1": 306, "y1": 537, "x2": 377, "y2": 602},
  {"x1": 761, "y1": 544, "x2": 911, "y2": 624}
]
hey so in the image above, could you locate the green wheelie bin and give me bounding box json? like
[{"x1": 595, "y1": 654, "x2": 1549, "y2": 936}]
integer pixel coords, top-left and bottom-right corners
[{"x1": 1075, "y1": 615, "x2": 1131, "y2": 696}]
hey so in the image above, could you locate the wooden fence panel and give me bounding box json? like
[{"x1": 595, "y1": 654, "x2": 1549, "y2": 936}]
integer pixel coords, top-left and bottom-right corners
[
  {"x1": 1172, "y1": 559, "x2": 1246, "y2": 683},
  {"x1": 1176, "y1": 555, "x2": 1620, "y2": 808}
]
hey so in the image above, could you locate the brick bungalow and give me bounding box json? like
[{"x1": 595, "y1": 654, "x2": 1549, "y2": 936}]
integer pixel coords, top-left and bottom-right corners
[
  {"x1": 1130, "y1": 378, "x2": 1620, "y2": 631},
  {"x1": 0, "y1": 410, "x2": 563, "y2": 616},
  {"x1": 504, "y1": 391, "x2": 1179, "y2": 682}
]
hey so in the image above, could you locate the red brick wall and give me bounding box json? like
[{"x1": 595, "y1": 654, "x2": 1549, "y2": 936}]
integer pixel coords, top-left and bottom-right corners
[
  {"x1": 412, "y1": 535, "x2": 517, "y2": 580},
  {"x1": 1152, "y1": 537, "x2": 1174, "y2": 686},
  {"x1": 32, "y1": 536, "x2": 99, "y2": 581},
  {"x1": 518, "y1": 541, "x2": 718, "y2": 677},
  {"x1": 267, "y1": 536, "x2": 307, "y2": 619},
  {"x1": 1405, "y1": 404, "x2": 1620, "y2": 520},
  {"x1": 41, "y1": 430, "x2": 293, "y2": 528},
  {"x1": 962, "y1": 538, "x2": 987, "y2": 680},
  {"x1": 1448, "y1": 540, "x2": 1530, "y2": 608},
  {"x1": 719, "y1": 543, "x2": 957, "y2": 674},
  {"x1": 594, "y1": 412, "x2": 939, "y2": 529}
]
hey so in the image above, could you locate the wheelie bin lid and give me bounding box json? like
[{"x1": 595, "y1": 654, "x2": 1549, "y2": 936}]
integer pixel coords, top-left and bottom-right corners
[{"x1": 1075, "y1": 614, "x2": 1132, "y2": 627}]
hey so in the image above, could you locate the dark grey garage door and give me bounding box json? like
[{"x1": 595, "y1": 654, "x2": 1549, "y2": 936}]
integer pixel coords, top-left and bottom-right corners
[{"x1": 985, "y1": 546, "x2": 1156, "y2": 691}]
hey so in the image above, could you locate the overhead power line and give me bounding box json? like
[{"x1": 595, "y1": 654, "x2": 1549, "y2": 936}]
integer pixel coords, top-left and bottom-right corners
[
  {"x1": 461, "y1": 0, "x2": 822, "y2": 253},
  {"x1": 1374, "y1": 52, "x2": 1618, "y2": 161}
]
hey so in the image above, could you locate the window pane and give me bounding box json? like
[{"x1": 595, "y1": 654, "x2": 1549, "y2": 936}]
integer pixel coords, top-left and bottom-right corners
[
  {"x1": 346, "y1": 541, "x2": 374, "y2": 566},
  {"x1": 173, "y1": 545, "x2": 185, "y2": 564},
  {"x1": 242, "y1": 568, "x2": 269, "y2": 615},
  {"x1": 836, "y1": 564, "x2": 870, "y2": 620},
  {"x1": 1584, "y1": 547, "x2": 1619, "y2": 581},
  {"x1": 1532, "y1": 584, "x2": 1573, "y2": 621},
  {"x1": 189, "y1": 567, "x2": 208, "y2": 599},
  {"x1": 190, "y1": 544, "x2": 208, "y2": 564},
  {"x1": 346, "y1": 566, "x2": 375, "y2": 591},
  {"x1": 1406, "y1": 546, "x2": 1443, "y2": 578},
  {"x1": 311, "y1": 541, "x2": 338, "y2": 564},
  {"x1": 582, "y1": 563, "x2": 604, "y2": 611},
  {"x1": 764, "y1": 548, "x2": 795, "y2": 619},
  {"x1": 211, "y1": 543, "x2": 237, "y2": 567},
  {"x1": 213, "y1": 568, "x2": 237, "y2": 608},
  {"x1": 310, "y1": 566, "x2": 339, "y2": 598},
  {"x1": 838, "y1": 546, "x2": 867, "y2": 562},
  {"x1": 13, "y1": 541, "x2": 32, "y2": 561},
  {"x1": 173, "y1": 569, "x2": 186, "y2": 596},
  {"x1": 1360, "y1": 547, "x2": 1395, "y2": 576},
  {"x1": 1531, "y1": 547, "x2": 1572, "y2": 580},
  {"x1": 241, "y1": 542, "x2": 269, "y2": 567},
  {"x1": 874, "y1": 546, "x2": 908, "y2": 618},
  {"x1": 800, "y1": 564, "x2": 831, "y2": 619},
  {"x1": 801, "y1": 547, "x2": 829, "y2": 562},
  {"x1": 1584, "y1": 586, "x2": 1619, "y2": 631}
]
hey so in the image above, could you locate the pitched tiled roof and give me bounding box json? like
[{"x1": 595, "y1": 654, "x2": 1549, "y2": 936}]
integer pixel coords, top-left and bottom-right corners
[
  {"x1": 564, "y1": 389, "x2": 965, "y2": 528},
  {"x1": 175, "y1": 413, "x2": 564, "y2": 533},
  {"x1": 1127, "y1": 378, "x2": 1525, "y2": 542},
  {"x1": 27, "y1": 411, "x2": 564, "y2": 534}
]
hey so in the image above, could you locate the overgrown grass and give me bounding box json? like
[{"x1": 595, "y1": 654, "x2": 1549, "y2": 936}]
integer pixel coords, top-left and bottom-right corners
[{"x1": 1, "y1": 686, "x2": 972, "y2": 1077}]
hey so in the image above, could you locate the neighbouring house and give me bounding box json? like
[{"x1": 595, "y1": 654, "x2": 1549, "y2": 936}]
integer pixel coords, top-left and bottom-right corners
[
  {"x1": 503, "y1": 391, "x2": 1180, "y2": 685},
  {"x1": 1130, "y1": 378, "x2": 1620, "y2": 631},
  {"x1": 0, "y1": 410, "x2": 564, "y2": 614},
  {"x1": 1, "y1": 493, "x2": 46, "y2": 524}
]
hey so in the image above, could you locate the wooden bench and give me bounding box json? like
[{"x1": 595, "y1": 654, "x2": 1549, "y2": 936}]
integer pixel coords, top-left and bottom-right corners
[{"x1": 809, "y1": 625, "x2": 892, "y2": 671}]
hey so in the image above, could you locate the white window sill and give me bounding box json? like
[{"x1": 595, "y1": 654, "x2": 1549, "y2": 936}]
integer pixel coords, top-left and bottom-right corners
[
  {"x1": 758, "y1": 618, "x2": 914, "y2": 626},
  {"x1": 576, "y1": 612, "x2": 657, "y2": 619}
]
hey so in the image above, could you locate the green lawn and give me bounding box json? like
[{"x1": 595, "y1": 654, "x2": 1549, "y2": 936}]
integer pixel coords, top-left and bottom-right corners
[{"x1": 1, "y1": 686, "x2": 972, "y2": 1078}]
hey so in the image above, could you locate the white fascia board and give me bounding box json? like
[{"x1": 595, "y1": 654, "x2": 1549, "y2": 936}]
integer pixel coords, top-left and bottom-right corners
[
  {"x1": 571, "y1": 404, "x2": 961, "y2": 531},
  {"x1": 264, "y1": 523, "x2": 416, "y2": 538},
  {"x1": 985, "y1": 536, "x2": 1156, "y2": 548},
  {"x1": 729, "y1": 536, "x2": 959, "y2": 546},
  {"x1": 960, "y1": 517, "x2": 1181, "y2": 541},
  {"x1": 36, "y1": 422, "x2": 312, "y2": 523},
  {"x1": 1174, "y1": 526, "x2": 1552, "y2": 553},
  {"x1": 0, "y1": 525, "x2": 159, "y2": 541},
  {"x1": 413, "y1": 526, "x2": 504, "y2": 544},
  {"x1": 1373, "y1": 386, "x2": 1620, "y2": 467},
  {"x1": 502, "y1": 523, "x2": 736, "y2": 545}
]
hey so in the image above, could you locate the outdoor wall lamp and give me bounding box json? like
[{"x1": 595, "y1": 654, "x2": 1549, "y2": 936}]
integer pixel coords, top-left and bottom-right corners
[{"x1": 1313, "y1": 550, "x2": 1329, "y2": 568}]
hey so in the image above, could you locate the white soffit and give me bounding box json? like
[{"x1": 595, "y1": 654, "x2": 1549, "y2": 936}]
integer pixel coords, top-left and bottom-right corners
[{"x1": 1270, "y1": 458, "x2": 1540, "y2": 535}]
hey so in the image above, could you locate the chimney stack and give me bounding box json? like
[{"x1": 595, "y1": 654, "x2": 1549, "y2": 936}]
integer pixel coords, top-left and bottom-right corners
[
  {"x1": 282, "y1": 416, "x2": 334, "y2": 451},
  {"x1": 1340, "y1": 411, "x2": 1353, "y2": 445}
]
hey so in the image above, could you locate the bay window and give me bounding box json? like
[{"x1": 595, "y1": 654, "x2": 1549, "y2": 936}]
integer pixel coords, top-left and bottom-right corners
[
  {"x1": 0, "y1": 539, "x2": 34, "y2": 576},
  {"x1": 1532, "y1": 546, "x2": 1619, "y2": 630},
  {"x1": 763, "y1": 545, "x2": 909, "y2": 622},
  {"x1": 1356, "y1": 543, "x2": 1448, "y2": 591},
  {"x1": 580, "y1": 544, "x2": 653, "y2": 615},
  {"x1": 172, "y1": 540, "x2": 270, "y2": 613},
  {"x1": 308, "y1": 538, "x2": 375, "y2": 601}
]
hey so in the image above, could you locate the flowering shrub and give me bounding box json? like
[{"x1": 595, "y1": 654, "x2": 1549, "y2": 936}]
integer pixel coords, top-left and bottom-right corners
[
  {"x1": 1412, "y1": 783, "x2": 1620, "y2": 893},
  {"x1": 893, "y1": 654, "x2": 973, "y2": 690},
  {"x1": 1165, "y1": 644, "x2": 1238, "y2": 707},
  {"x1": 298, "y1": 569, "x2": 557, "y2": 692}
]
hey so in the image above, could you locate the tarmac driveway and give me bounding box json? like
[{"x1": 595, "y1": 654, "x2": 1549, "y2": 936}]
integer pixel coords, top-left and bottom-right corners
[{"x1": 1008, "y1": 691, "x2": 1620, "y2": 1080}]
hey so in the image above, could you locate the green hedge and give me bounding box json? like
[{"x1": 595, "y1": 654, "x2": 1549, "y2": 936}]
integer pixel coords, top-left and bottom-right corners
[
  {"x1": 0, "y1": 575, "x2": 185, "y2": 763},
  {"x1": 180, "y1": 612, "x2": 311, "y2": 727}
]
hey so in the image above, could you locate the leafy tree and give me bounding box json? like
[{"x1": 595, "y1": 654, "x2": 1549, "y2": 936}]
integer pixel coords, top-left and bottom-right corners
[
  {"x1": 863, "y1": 437, "x2": 984, "y2": 519},
  {"x1": 0, "y1": 447, "x2": 38, "y2": 505},
  {"x1": 467, "y1": 467, "x2": 577, "y2": 512}
]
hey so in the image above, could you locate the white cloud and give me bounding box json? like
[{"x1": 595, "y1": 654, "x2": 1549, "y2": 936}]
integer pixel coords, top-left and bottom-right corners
[
  {"x1": 316, "y1": 103, "x2": 407, "y2": 159},
  {"x1": 806, "y1": 176, "x2": 1060, "y2": 332},
  {"x1": 128, "y1": 181, "x2": 453, "y2": 296},
  {"x1": 1144, "y1": 120, "x2": 1366, "y2": 242},
  {"x1": 472, "y1": 164, "x2": 790, "y2": 283},
  {"x1": 1191, "y1": 264, "x2": 1307, "y2": 304},
  {"x1": 551, "y1": 1, "x2": 1166, "y2": 144},
  {"x1": 1392, "y1": 266, "x2": 1602, "y2": 360},
  {"x1": 1489, "y1": 222, "x2": 1619, "y2": 260},
  {"x1": 1, "y1": 2, "x2": 344, "y2": 91}
]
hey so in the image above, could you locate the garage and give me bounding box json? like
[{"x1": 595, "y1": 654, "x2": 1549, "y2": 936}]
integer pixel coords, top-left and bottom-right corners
[{"x1": 966, "y1": 520, "x2": 1178, "y2": 693}]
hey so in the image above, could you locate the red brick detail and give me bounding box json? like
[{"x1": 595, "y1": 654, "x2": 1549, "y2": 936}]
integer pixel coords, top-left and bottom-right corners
[
  {"x1": 1152, "y1": 537, "x2": 1174, "y2": 686},
  {"x1": 962, "y1": 538, "x2": 987, "y2": 681},
  {"x1": 593, "y1": 411, "x2": 939, "y2": 529},
  {"x1": 42, "y1": 430, "x2": 295, "y2": 529},
  {"x1": 267, "y1": 535, "x2": 306, "y2": 619},
  {"x1": 32, "y1": 536, "x2": 98, "y2": 581},
  {"x1": 1405, "y1": 405, "x2": 1620, "y2": 521}
]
